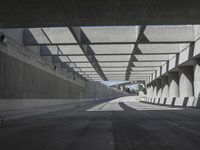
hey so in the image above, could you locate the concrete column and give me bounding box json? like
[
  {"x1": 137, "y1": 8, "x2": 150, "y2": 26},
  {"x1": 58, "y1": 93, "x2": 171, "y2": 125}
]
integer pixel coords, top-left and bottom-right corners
[
  {"x1": 153, "y1": 82, "x2": 157, "y2": 97},
  {"x1": 120, "y1": 86, "x2": 123, "y2": 91},
  {"x1": 194, "y1": 58, "x2": 200, "y2": 97},
  {"x1": 116, "y1": 85, "x2": 120, "y2": 90},
  {"x1": 123, "y1": 85, "x2": 126, "y2": 91},
  {"x1": 120, "y1": 85, "x2": 125, "y2": 91},
  {"x1": 147, "y1": 84, "x2": 152, "y2": 97},
  {"x1": 148, "y1": 84, "x2": 153, "y2": 97},
  {"x1": 161, "y1": 76, "x2": 169, "y2": 97},
  {"x1": 179, "y1": 66, "x2": 194, "y2": 97},
  {"x1": 168, "y1": 72, "x2": 179, "y2": 97},
  {"x1": 146, "y1": 85, "x2": 150, "y2": 97},
  {"x1": 150, "y1": 84, "x2": 154, "y2": 97},
  {"x1": 156, "y1": 79, "x2": 162, "y2": 97}
]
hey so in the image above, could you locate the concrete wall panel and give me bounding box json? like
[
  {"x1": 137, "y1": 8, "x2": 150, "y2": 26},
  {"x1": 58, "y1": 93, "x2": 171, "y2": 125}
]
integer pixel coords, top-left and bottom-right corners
[
  {"x1": 169, "y1": 56, "x2": 176, "y2": 71},
  {"x1": 0, "y1": 51, "x2": 85, "y2": 99}
]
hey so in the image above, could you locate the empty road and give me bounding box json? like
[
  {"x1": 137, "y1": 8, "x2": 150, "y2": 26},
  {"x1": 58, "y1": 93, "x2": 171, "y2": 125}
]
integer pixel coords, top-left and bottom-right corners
[{"x1": 1, "y1": 96, "x2": 200, "y2": 150}]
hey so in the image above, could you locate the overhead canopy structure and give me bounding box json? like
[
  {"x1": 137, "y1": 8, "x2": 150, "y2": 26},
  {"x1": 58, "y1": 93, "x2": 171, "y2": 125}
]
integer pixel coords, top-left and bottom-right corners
[{"x1": 24, "y1": 25, "x2": 195, "y2": 82}]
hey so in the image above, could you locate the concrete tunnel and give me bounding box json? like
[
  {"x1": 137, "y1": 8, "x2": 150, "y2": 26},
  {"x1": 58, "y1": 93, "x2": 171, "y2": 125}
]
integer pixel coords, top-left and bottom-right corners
[{"x1": 0, "y1": 0, "x2": 200, "y2": 150}]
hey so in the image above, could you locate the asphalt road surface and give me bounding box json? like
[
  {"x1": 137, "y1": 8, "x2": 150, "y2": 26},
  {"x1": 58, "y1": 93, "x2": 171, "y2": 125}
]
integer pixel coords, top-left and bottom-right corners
[{"x1": 1, "y1": 96, "x2": 200, "y2": 150}]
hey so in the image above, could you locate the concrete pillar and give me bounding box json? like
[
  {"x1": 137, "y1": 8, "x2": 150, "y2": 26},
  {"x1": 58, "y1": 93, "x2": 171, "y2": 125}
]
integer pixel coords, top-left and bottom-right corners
[
  {"x1": 156, "y1": 79, "x2": 162, "y2": 97},
  {"x1": 148, "y1": 84, "x2": 153, "y2": 97},
  {"x1": 194, "y1": 58, "x2": 200, "y2": 97},
  {"x1": 146, "y1": 85, "x2": 150, "y2": 97},
  {"x1": 150, "y1": 84, "x2": 153, "y2": 97},
  {"x1": 168, "y1": 72, "x2": 179, "y2": 97},
  {"x1": 123, "y1": 85, "x2": 126, "y2": 91},
  {"x1": 120, "y1": 85, "x2": 125, "y2": 91},
  {"x1": 179, "y1": 66, "x2": 194, "y2": 97},
  {"x1": 120, "y1": 86, "x2": 122, "y2": 91},
  {"x1": 147, "y1": 84, "x2": 152, "y2": 97},
  {"x1": 161, "y1": 76, "x2": 169, "y2": 97},
  {"x1": 153, "y1": 82, "x2": 157, "y2": 97}
]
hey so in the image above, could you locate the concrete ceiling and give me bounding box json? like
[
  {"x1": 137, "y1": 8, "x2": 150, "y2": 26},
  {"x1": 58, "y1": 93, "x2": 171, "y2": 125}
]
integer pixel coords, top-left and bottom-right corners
[
  {"x1": 1, "y1": 0, "x2": 200, "y2": 27},
  {"x1": 22, "y1": 25, "x2": 195, "y2": 82}
]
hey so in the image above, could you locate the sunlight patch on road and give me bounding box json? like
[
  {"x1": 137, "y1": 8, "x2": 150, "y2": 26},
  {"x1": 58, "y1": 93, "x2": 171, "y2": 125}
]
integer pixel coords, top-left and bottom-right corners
[
  {"x1": 86, "y1": 96, "x2": 183, "y2": 112},
  {"x1": 87, "y1": 102, "x2": 123, "y2": 111},
  {"x1": 124, "y1": 102, "x2": 183, "y2": 111}
]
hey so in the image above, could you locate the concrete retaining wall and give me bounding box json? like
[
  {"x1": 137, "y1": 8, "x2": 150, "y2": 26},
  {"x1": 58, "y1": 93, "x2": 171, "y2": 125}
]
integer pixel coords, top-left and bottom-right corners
[
  {"x1": 0, "y1": 49, "x2": 126, "y2": 111},
  {"x1": 0, "y1": 51, "x2": 85, "y2": 99},
  {"x1": 84, "y1": 81, "x2": 127, "y2": 100},
  {"x1": 0, "y1": 99, "x2": 79, "y2": 111}
]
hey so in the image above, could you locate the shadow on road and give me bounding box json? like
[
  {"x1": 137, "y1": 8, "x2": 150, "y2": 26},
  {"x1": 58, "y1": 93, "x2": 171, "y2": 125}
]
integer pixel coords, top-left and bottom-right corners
[{"x1": 118, "y1": 102, "x2": 137, "y2": 111}]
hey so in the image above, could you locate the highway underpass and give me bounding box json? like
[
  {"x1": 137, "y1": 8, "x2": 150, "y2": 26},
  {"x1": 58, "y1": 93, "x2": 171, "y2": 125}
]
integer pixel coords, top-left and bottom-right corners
[
  {"x1": 1, "y1": 96, "x2": 200, "y2": 150},
  {"x1": 1, "y1": 1, "x2": 200, "y2": 150}
]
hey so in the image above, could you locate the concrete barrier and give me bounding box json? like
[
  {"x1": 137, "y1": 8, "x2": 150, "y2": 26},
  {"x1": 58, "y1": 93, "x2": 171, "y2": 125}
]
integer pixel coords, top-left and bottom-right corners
[
  {"x1": 142, "y1": 97, "x2": 200, "y2": 108},
  {"x1": 0, "y1": 97, "x2": 124, "y2": 121},
  {"x1": 0, "y1": 99, "x2": 91, "y2": 111}
]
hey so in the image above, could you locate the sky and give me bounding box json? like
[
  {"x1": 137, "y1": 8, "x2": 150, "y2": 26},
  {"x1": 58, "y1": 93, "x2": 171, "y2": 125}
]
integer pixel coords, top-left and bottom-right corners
[
  {"x1": 101, "y1": 80, "x2": 138, "y2": 90},
  {"x1": 101, "y1": 80, "x2": 129, "y2": 86}
]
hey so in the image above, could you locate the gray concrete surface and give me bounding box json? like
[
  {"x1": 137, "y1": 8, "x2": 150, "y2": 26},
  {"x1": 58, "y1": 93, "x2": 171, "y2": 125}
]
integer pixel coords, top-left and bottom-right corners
[
  {"x1": 0, "y1": 96, "x2": 200, "y2": 150},
  {"x1": 0, "y1": 51, "x2": 85, "y2": 99},
  {"x1": 161, "y1": 76, "x2": 169, "y2": 97},
  {"x1": 179, "y1": 66, "x2": 194, "y2": 97},
  {"x1": 153, "y1": 82, "x2": 157, "y2": 97},
  {"x1": 156, "y1": 79, "x2": 162, "y2": 97},
  {"x1": 168, "y1": 72, "x2": 179, "y2": 97},
  {"x1": 193, "y1": 58, "x2": 200, "y2": 97}
]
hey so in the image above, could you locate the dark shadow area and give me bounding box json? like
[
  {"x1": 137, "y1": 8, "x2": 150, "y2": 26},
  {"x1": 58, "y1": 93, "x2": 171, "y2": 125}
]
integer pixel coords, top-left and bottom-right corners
[
  {"x1": 112, "y1": 112, "x2": 174, "y2": 150},
  {"x1": 134, "y1": 47, "x2": 143, "y2": 54},
  {"x1": 111, "y1": 104, "x2": 200, "y2": 150},
  {"x1": 171, "y1": 97, "x2": 176, "y2": 106},
  {"x1": 188, "y1": 42, "x2": 195, "y2": 59},
  {"x1": 183, "y1": 97, "x2": 189, "y2": 107},
  {"x1": 153, "y1": 98, "x2": 156, "y2": 103},
  {"x1": 0, "y1": 96, "x2": 121, "y2": 124},
  {"x1": 118, "y1": 102, "x2": 137, "y2": 111},
  {"x1": 163, "y1": 97, "x2": 167, "y2": 105},
  {"x1": 166, "y1": 61, "x2": 169, "y2": 72},
  {"x1": 1, "y1": 98, "x2": 200, "y2": 150},
  {"x1": 196, "y1": 97, "x2": 200, "y2": 108},
  {"x1": 175, "y1": 53, "x2": 180, "y2": 66},
  {"x1": 158, "y1": 98, "x2": 161, "y2": 104}
]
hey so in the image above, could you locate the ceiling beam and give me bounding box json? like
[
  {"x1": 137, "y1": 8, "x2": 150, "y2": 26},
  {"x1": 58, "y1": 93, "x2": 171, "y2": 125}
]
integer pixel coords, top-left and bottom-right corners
[
  {"x1": 23, "y1": 29, "x2": 194, "y2": 46},
  {"x1": 40, "y1": 53, "x2": 132, "y2": 56},
  {"x1": 68, "y1": 27, "x2": 107, "y2": 81},
  {"x1": 37, "y1": 29, "x2": 88, "y2": 81},
  {"x1": 125, "y1": 26, "x2": 146, "y2": 80},
  {"x1": 132, "y1": 61, "x2": 164, "y2": 67}
]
